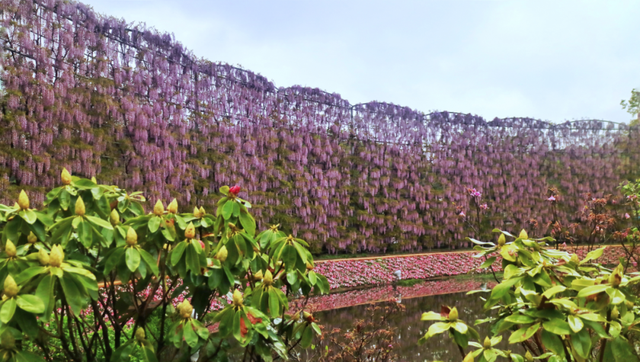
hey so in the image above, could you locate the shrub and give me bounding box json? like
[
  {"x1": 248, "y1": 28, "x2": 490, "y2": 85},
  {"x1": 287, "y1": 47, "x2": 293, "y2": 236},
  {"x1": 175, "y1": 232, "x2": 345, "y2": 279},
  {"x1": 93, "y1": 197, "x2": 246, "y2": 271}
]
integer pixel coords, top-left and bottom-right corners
[
  {"x1": 419, "y1": 229, "x2": 640, "y2": 361},
  {"x1": 0, "y1": 170, "x2": 329, "y2": 361}
]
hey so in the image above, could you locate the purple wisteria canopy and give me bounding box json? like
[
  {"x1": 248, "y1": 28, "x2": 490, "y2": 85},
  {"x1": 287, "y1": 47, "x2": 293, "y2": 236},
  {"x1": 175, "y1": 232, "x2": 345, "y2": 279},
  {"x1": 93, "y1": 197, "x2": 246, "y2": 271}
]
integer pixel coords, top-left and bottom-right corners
[{"x1": 1, "y1": 0, "x2": 639, "y2": 253}]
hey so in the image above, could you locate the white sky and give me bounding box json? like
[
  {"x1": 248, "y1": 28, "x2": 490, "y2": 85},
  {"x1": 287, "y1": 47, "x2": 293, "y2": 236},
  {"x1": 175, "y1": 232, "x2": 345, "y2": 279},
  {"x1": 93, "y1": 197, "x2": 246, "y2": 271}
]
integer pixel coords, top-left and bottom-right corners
[{"x1": 78, "y1": 0, "x2": 640, "y2": 123}]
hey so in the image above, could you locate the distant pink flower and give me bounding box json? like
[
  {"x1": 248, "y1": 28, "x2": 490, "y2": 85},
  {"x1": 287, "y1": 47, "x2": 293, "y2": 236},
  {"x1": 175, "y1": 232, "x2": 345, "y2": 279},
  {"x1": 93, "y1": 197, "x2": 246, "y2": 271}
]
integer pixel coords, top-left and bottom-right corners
[
  {"x1": 459, "y1": 211, "x2": 466, "y2": 217},
  {"x1": 625, "y1": 213, "x2": 631, "y2": 219},
  {"x1": 547, "y1": 196, "x2": 556, "y2": 201},
  {"x1": 480, "y1": 203, "x2": 488, "y2": 210}
]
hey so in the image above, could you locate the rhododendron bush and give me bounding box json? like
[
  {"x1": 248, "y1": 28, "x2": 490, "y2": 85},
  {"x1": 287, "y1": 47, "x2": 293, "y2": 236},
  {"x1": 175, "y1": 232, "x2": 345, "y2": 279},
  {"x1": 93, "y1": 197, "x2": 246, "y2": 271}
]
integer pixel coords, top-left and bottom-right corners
[
  {"x1": 0, "y1": 172, "x2": 329, "y2": 361},
  {"x1": 2, "y1": 0, "x2": 640, "y2": 254},
  {"x1": 419, "y1": 230, "x2": 640, "y2": 361}
]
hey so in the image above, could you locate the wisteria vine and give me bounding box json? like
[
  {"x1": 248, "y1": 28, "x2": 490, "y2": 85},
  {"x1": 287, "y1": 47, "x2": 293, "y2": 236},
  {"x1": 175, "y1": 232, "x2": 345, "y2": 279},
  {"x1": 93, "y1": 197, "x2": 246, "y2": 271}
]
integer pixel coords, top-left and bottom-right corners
[{"x1": 1, "y1": 0, "x2": 640, "y2": 254}]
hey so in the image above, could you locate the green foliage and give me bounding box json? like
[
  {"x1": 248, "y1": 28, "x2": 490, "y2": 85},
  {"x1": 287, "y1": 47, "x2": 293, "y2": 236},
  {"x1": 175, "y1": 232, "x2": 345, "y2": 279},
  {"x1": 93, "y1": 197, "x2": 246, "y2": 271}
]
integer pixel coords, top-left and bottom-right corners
[
  {"x1": 621, "y1": 88, "x2": 640, "y2": 124},
  {"x1": 0, "y1": 171, "x2": 329, "y2": 361},
  {"x1": 420, "y1": 228, "x2": 640, "y2": 362}
]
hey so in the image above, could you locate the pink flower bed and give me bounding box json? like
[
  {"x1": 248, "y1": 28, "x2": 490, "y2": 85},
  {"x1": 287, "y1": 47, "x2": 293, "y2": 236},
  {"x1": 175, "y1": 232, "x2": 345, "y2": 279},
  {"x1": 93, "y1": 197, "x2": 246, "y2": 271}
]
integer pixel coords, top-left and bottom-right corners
[{"x1": 313, "y1": 245, "x2": 627, "y2": 290}]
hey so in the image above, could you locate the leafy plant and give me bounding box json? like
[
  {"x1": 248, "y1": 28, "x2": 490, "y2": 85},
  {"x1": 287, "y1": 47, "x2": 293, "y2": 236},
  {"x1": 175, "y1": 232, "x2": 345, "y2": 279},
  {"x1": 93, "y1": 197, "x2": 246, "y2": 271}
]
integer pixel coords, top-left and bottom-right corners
[
  {"x1": 0, "y1": 170, "x2": 330, "y2": 362},
  {"x1": 420, "y1": 228, "x2": 640, "y2": 362}
]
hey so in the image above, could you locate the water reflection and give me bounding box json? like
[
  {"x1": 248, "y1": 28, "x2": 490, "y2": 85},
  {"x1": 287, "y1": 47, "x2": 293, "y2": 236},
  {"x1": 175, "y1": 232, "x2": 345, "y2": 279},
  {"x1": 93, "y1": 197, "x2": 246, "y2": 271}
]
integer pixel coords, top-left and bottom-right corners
[{"x1": 314, "y1": 278, "x2": 517, "y2": 361}]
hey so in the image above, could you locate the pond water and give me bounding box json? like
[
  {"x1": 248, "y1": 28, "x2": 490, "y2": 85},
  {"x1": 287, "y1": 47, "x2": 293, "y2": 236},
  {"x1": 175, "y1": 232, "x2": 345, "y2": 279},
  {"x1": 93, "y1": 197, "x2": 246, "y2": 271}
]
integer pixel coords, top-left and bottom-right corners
[{"x1": 312, "y1": 277, "x2": 517, "y2": 361}]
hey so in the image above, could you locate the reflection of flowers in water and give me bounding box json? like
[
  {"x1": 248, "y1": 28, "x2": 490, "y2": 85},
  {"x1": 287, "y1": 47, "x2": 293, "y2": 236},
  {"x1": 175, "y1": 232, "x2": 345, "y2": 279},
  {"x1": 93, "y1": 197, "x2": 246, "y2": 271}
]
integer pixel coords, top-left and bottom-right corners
[{"x1": 291, "y1": 279, "x2": 498, "y2": 313}]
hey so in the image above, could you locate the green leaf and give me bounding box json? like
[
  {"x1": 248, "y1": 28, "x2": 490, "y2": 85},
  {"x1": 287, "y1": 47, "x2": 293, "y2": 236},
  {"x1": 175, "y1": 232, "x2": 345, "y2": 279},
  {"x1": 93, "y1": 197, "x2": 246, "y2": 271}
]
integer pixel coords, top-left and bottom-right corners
[
  {"x1": 301, "y1": 326, "x2": 314, "y2": 348},
  {"x1": 541, "y1": 329, "x2": 565, "y2": 358},
  {"x1": 576, "y1": 284, "x2": 609, "y2": 297},
  {"x1": 611, "y1": 336, "x2": 640, "y2": 362},
  {"x1": 0, "y1": 298, "x2": 16, "y2": 323},
  {"x1": 60, "y1": 275, "x2": 84, "y2": 315},
  {"x1": 509, "y1": 322, "x2": 539, "y2": 343},
  {"x1": 36, "y1": 274, "x2": 55, "y2": 322},
  {"x1": 222, "y1": 201, "x2": 234, "y2": 220},
  {"x1": 268, "y1": 289, "x2": 280, "y2": 317},
  {"x1": 86, "y1": 215, "x2": 114, "y2": 230},
  {"x1": 571, "y1": 328, "x2": 592, "y2": 359},
  {"x1": 504, "y1": 314, "x2": 535, "y2": 324},
  {"x1": 567, "y1": 315, "x2": 583, "y2": 333},
  {"x1": 421, "y1": 312, "x2": 444, "y2": 321},
  {"x1": 139, "y1": 250, "x2": 159, "y2": 276},
  {"x1": 125, "y1": 248, "x2": 141, "y2": 272},
  {"x1": 606, "y1": 288, "x2": 626, "y2": 305},
  {"x1": 480, "y1": 256, "x2": 497, "y2": 269},
  {"x1": 542, "y1": 285, "x2": 566, "y2": 299},
  {"x1": 148, "y1": 216, "x2": 161, "y2": 233},
  {"x1": 104, "y1": 247, "x2": 125, "y2": 274},
  {"x1": 16, "y1": 295, "x2": 45, "y2": 314},
  {"x1": 183, "y1": 320, "x2": 198, "y2": 347},
  {"x1": 582, "y1": 247, "x2": 605, "y2": 263},
  {"x1": 170, "y1": 242, "x2": 187, "y2": 266},
  {"x1": 239, "y1": 212, "x2": 256, "y2": 236},
  {"x1": 427, "y1": 322, "x2": 451, "y2": 337},
  {"x1": 451, "y1": 321, "x2": 468, "y2": 334},
  {"x1": 20, "y1": 209, "x2": 38, "y2": 224},
  {"x1": 542, "y1": 319, "x2": 572, "y2": 335}
]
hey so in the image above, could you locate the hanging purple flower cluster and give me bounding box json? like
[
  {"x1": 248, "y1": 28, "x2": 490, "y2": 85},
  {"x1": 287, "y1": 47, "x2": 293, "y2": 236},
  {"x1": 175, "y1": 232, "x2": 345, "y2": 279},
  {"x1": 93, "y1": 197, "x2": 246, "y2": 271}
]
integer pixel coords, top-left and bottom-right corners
[{"x1": 1, "y1": 0, "x2": 639, "y2": 254}]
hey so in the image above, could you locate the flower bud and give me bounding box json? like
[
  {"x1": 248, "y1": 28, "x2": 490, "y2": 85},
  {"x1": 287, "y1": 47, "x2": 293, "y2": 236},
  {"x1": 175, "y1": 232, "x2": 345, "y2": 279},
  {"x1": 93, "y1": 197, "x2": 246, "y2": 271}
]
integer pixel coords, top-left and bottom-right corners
[
  {"x1": 91, "y1": 176, "x2": 97, "y2": 183},
  {"x1": 609, "y1": 264, "x2": 623, "y2": 287},
  {"x1": 3, "y1": 275, "x2": 19, "y2": 298},
  {"x1": 27, "y1": 232, "x2": 38, "y2": 244},
  {"x1": 483, "y1": 336, "x2": 492, "y2": 349},
  {"x1": 185, "y1": 222, "x2": 196, "y2": 239},
  {"x1": 497, "y1": 234, "x2": 506, "y2": 247},
  {"x1": 193, "y1": 206, "x2": 203, "y2": 218},
  {"x1": 18, "y1": 190, "x2": 29, "y2": 210},
  {"x1": 153, "y1": 200, "x2": 164, "y2": 216},
  {"x1": 448, "y1": 307, "x2": 458, "y2": 321},
  {"x1": 306, "y1": 261, "x2": 314, "y2": 270},
  {"x1": 519, "y1": 229, "x2": 528, "y2": 240},
  {"x1": 303, "y1": 311, "x2": 314, "y2": 322},
  {"x1": 177, "y1": 299, "x2": 193, "y2": 319},
  {"x1": 135, "y1": 327, "x2": 145, "y2": 342},
  {"x1": 253, "y1": 270, "x2": 263, "y2": 281},
  {"x1": 4, "y1": 240, "x2": 16, "y2": 258},
  {"x1": 612, "y1": 306, "x2": 620, "y2": 319},
  {"x1": 38, "y1": 248, "x2": 50, "y2": 266},
  {"x1": 199, "y1": 206, "x2": 206, "y2": 216},
  {"x1": 292, "y1": 312, "x2": 301, "y2": 321},
  {"x1": 167, "y1": 199, "x2": 178, "y2": 214},
  {"x1": 198, "y1": 240, "x2": 205, "y2": 250},
  {"x1": 263, "y1": 270, "x2": 273, "y2": 286},
  {"x1": 126, "y1": 227, "x2": 138, "y2": 246},
  {"x1": 463, "y1": 352, "x2": 474, "y2": 362},
  {"x1": 215, "y1": 246, "x2": 228, "y2": 262},
  {"x1": 229, "y1": 185, "x2": 241, "y2": 196},
  {"x1": 75, "y1": 197, "x2": 86, "y2": 216},
  {"x1": 570, "y1": 254, "x2": 580, "y2": 264},
  {"x1": 525, "y1": 351, "x2": 533, "y2": 362},
  {"x1": 61, "y1": 168, "x2": 72, "y2": 185},
  {"x1": 232, "y1": 289, "x2": 243, "y2": 307},
  {"x1": 110, "y1": 209, "x2": 120, "y2": 226},
  {"x1": 49, "y1": 245, "x2": 64, "y2": 267}
]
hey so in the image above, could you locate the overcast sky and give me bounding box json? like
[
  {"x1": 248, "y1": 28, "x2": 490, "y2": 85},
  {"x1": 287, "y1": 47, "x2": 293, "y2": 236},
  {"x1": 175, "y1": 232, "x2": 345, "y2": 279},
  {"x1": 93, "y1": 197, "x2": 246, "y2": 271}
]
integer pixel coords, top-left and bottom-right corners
[{"x1": 79, "y1": 0, "x2": 640, "y2": 123}]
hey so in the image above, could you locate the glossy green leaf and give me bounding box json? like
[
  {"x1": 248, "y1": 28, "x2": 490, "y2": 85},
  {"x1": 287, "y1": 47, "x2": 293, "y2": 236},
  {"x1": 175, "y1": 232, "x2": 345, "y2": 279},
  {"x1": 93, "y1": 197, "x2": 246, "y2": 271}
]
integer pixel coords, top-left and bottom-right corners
[
  {"x1": 16, "y1": 295, "x2": 45, "y2": 314},
  {"x1": 125, "y1": 248, "x2": 141, "y2": 272},
  {"x1": 0, "y1": 298, "x2": 16, "y2": 323},
  {"x1": 509, "y1": 322, "x2": 539, "y2": 343}
]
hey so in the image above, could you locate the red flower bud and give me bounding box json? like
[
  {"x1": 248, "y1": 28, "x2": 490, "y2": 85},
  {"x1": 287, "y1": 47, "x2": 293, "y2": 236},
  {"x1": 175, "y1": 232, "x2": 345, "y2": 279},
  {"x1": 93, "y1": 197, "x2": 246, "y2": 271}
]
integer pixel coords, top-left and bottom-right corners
[{"x1": 229, "y1": 185, "x2": 241, "y2": 195}]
